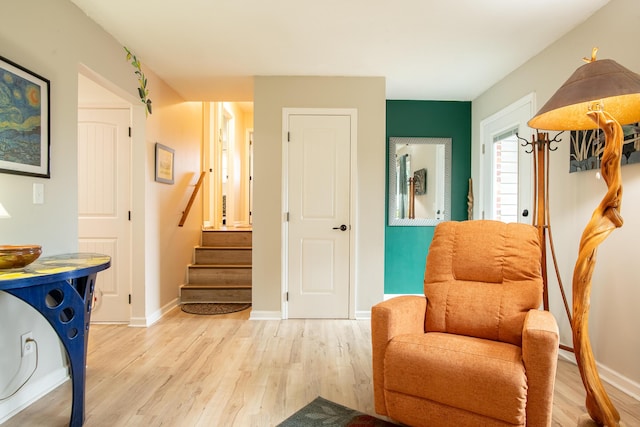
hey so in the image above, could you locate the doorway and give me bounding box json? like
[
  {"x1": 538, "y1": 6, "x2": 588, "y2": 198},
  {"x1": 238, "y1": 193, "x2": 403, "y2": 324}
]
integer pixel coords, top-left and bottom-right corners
[
  {"x1": 480, "y1": 93, "x2": 536, "y2": 224},
  {"x1": 77, "y1": 73, "x2": 133, "y2": 323},
  {"x1": 78, "y1": 107, "x2": 132, "y2": 323},
  {"x1": 203, "y1": 102, "x2": 253, "y2": 229},
  {"x1": 283, "y1": 109, "x2": 356, "y2": 319}
]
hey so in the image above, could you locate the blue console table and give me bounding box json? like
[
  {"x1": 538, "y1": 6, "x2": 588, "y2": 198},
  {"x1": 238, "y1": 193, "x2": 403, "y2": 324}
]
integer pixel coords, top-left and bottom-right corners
[{"x1": 0, "y1": 253, "x2": 111, "y2": 427}]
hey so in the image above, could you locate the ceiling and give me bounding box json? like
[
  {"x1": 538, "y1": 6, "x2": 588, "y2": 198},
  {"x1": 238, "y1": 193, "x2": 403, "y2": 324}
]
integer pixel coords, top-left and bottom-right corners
[{"x1": 70, "y1": 0, "x2": 610, "y2": 102}]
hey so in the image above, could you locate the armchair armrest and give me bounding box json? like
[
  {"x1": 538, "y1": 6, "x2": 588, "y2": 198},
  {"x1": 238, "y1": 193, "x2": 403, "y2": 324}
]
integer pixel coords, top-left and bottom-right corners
[
  {"x1": 371, "y1": 295, "x2": 427, "y2": 415},
  {"x1": 522, "y1": 309, "x2": 559, "y2": 427}
]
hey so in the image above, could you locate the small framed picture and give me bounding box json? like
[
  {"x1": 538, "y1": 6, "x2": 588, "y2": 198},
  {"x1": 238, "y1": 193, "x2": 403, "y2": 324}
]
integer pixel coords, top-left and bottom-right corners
[
  {"x1": 155, "y1": 142, "x2": 174, "y2": 184},
  {"x1": 0, "y1": 56, "x2": 50, "y2": 178},
  {"x1": 414, "y1": 168, "x2": 427, "y2": 195}
]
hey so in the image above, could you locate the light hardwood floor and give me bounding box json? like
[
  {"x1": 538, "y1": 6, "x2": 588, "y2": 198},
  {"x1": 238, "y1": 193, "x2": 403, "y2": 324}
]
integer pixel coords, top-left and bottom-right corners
[{"x1": 4, "y1": 308, "x2": 639, "y2": 426}]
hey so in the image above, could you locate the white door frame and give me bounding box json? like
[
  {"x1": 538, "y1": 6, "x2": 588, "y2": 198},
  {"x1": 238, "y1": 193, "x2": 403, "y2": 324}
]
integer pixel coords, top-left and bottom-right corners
[
  {"x1": 247, "y1": 128, "x2": 254, "y2": 225},
  {"x1": 281, "y1": 108, "x2": 358, "y2": 319},
  {"x1": 479, "y1": 93, "x2": 536, "y2": 223}
]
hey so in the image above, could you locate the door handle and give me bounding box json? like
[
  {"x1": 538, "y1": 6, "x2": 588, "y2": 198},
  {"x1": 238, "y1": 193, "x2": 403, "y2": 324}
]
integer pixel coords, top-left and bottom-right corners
[
  {"x1": 522, "y1": 209, "x2": 529, "y2": 217},
  {"x1": 332, "y1": 224, "x2": 348, "y2": 231}
]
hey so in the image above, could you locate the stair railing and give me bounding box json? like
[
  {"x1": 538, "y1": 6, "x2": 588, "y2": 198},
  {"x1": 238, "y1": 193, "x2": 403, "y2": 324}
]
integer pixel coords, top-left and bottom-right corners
[{"x1": 179, "y1": 171, "x2": 206, "y2": 227}]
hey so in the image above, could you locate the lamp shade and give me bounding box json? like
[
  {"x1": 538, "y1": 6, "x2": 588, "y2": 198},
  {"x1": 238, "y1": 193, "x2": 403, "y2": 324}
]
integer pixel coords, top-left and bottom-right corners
[{"x1": 528, "y1": 58, "x2": 640, "y2": 131}]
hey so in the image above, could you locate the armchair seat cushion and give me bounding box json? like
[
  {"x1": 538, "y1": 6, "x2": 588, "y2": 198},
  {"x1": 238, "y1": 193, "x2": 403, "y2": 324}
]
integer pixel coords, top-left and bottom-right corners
[{"x1": 384, "y1": 332, "x2": 527, "y2": 425}]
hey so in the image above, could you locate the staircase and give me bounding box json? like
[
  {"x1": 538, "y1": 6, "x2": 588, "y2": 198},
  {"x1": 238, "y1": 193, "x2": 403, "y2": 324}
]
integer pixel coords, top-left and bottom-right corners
[{"x1": 180, "y1": 229, "x2": 252, "y2": 304}]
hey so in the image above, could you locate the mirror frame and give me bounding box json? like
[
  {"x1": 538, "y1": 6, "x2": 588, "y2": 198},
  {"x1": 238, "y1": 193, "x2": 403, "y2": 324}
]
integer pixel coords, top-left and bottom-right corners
[{"x1": 388, "y1": 136, "x2": 452, "y2": 226}]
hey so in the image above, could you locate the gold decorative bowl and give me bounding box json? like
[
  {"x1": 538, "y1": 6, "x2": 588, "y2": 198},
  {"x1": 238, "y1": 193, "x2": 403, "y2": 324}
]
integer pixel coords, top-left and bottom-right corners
[{"x1": 0, "y1": 245, "x2": 42, "y2": 269}]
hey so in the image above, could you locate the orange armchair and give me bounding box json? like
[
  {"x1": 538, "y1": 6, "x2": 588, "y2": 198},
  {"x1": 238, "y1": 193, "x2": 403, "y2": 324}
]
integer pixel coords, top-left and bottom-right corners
[{"x1": 372, "y1": 220, "x2": 559, "y2": 427}]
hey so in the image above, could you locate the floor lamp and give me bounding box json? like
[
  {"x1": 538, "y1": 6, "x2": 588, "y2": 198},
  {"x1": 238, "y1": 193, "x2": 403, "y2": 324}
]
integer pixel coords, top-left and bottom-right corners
[{"x1": 528, "y1": 49, "x2": 640, "y2": 427}]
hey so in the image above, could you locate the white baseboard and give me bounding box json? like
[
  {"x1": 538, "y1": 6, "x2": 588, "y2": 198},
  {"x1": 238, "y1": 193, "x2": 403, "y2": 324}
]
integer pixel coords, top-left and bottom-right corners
[
  {"x1": 0, "y1": 367, "x2": 68, "y2": 424},
  {"x1": 597, "y1": 361, "x2": 640, "y2": 401},
  {"x1": 249, "y1": 310, "x2": 282, "y2": 320},
  {"x1": 557, "y1": 343, "x2": 640, "y2": 401},
  {"x1": 129, "y1": 298, "x2": 179, "y2": 327},
  {"x1": 147, "y1": 298, "x2": 179, "y2": 326},
  {"x1": 355, "y1": 310, "x2": 371, "y2": 320},
  {"x1": 558, "y1": 348, "x2": 576, "y2": 364},
  {"x1": 128, "y1": 316, "x2": 148, "y2": 327}
]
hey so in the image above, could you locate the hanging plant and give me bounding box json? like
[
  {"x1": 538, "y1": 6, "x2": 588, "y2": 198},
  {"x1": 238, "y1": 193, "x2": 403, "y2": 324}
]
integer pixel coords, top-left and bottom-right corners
[{"x1": 124, "y1": 46, "x2": 152, "y2": 115}]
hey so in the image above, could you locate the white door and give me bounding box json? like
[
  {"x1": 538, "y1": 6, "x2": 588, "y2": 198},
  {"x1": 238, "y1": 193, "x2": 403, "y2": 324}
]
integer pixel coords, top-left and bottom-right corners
[
  {"x1": 480, "y1": 94, "x2": 535, "y2": 223},
  {"x1": 78, "y1": 108, "x2": 131, "y2": 323},
  {"x1": 285, "y1": 113, "x2": 352, "y2": 319}
]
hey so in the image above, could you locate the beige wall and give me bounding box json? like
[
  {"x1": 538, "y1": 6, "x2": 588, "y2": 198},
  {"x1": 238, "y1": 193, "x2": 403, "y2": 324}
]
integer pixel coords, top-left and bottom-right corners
[
  {"x1": 472, "y1": 0, "x2": 640, "y2": 396},
  {"x1": 0, "y1": 0, "x2": 202, "y2": 420},
  {"x1": 140, "y1": 69, "x2": 203, "y2": 324},
  {"x1": 253, "y1": 76, "x2": 386, "y2": 317}
]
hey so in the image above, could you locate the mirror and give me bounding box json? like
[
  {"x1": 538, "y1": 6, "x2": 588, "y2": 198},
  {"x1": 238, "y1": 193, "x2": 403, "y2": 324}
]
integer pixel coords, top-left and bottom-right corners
[{"x1": 388, "y1": 137, "x2": 451, "y2": 226}]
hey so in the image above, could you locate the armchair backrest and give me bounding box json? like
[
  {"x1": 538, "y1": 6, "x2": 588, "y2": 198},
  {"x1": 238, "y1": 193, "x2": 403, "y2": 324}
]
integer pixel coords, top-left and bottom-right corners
[{"x1": 423, "y1": 220, "x2": 542, "y2": 346}]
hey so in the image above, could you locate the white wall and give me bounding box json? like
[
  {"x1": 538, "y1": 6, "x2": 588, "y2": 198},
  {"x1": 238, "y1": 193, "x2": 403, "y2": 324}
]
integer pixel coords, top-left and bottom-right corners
[
  {"x1": 253, "y1": 76, "x2": 386, "y2": 318},
  {"x1": 0, "y1": 0, "x2": 203, "y2": 420},
  {"x1": 472, "y1": 0, "x2": 640, "y2": 397}
]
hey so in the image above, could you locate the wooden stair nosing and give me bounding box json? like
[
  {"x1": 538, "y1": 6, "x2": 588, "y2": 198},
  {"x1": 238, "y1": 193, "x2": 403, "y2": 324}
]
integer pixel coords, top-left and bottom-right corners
[
  {"x1": 180, "y1": 284, "x2": 251, "y2": 299},
  {"x1": 180, "y1": 283, "x2": 252, "y2": 290},
  {"x1": 187, "y1": 274, "x2": 251, "y2": 285},
  {"x1": 202, "y1": 228, "x2": 253, "y2": 234},
  {"x1": 195, "y1": 245, "x2": 252, "y2": 250},
  {"x1": 193, "y1": 250, "x2": 252, "y2": 266},
  {"x1": 188, "y1": 263, "x2": 252, "y2": 269}
]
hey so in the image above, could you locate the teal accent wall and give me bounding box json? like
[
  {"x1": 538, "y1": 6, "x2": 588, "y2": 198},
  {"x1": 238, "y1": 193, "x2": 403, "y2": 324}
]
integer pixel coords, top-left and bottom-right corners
[{"x1": 385, "y1": 100, "x2": 471, "y2": 294}]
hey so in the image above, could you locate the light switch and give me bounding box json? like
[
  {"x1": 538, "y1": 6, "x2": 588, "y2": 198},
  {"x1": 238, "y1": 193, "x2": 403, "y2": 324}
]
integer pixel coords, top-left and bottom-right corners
[{"x1": 33, "y1": 183, "x2": 44, "y2": 204}]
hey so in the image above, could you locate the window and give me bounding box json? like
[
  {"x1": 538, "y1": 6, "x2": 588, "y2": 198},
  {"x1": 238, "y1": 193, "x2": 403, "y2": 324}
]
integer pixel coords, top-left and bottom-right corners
[{"x1": 492, "y1": 128, "x2": 519, "y2": 223}]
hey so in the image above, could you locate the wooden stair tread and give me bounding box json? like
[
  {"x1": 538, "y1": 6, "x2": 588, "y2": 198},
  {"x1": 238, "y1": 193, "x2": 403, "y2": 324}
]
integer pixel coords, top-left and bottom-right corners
[
  {"x1": 180, "y1": 284, "x2": 252, "y2": 289},
  {"x1": 196, "y1": 246, "x2": 251, "y2": 250},
  {"x1": 200, "y1": 229, "x2": 252, "y2": 232},
  {"x1": 188, "y1": 264, "x2": 251, "y2": 268}
]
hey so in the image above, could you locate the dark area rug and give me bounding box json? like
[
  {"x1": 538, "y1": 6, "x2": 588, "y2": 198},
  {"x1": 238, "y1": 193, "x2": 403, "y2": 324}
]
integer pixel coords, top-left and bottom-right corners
[
  {"x1": 277, "y1": 397, "x2": 401, "y2": 427},
  {"x1": 180, "y1": 303, "x2": 251, "y2": 315}
]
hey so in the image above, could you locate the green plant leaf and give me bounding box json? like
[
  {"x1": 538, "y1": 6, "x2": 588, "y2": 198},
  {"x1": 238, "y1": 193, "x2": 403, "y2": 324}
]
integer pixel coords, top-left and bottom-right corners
[{"x1": 124, "y1": 46, "x2": 152, "y2": 116}]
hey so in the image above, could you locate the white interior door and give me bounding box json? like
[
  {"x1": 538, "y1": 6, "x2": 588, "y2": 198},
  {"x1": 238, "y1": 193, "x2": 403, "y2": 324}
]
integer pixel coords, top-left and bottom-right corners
[
  {"x1": 78, "y1": 108, "x2": 131, "y2": 323},
  {"x1": 480, "y1": 93, "x2": 535, "y2": 223},
  {"x1": 285, "y1": 112, "x2": 352, "y2": 319}
]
